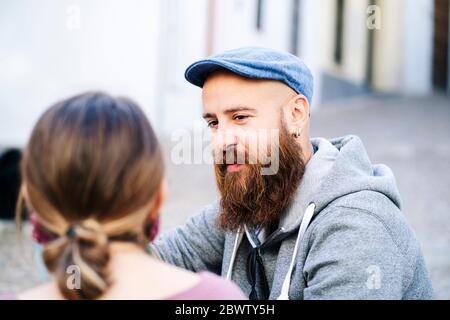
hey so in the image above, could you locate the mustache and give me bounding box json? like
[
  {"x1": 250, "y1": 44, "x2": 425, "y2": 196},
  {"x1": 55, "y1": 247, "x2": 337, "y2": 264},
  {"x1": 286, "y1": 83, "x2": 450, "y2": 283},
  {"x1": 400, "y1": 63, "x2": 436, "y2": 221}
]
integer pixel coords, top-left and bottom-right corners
[
  {"x1": 213, "y1": 145, "x2": 270, "y2": 167},
  {"x1": 213, "y1": 146, "x2": 246, "y2": 165}
]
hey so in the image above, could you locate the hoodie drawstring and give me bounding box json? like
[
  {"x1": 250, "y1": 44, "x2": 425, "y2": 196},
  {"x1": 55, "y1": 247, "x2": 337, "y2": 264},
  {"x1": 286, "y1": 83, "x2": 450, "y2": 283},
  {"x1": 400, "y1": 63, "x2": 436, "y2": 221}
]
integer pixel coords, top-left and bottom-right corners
[
  {"x1": 277, "y1": 202, "x2": 316, "y2": 300},
  {"x1": 226, "y1": 227, "x2": 244, "y2": 280}
]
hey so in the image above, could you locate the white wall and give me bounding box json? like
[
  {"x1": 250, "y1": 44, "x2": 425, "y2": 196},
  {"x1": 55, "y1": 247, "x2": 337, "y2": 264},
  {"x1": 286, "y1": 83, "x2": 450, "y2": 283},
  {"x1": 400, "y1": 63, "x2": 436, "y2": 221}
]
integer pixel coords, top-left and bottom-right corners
[
  {"x1": 2, "y1": 0, "x2": 441, "y2": 149},
  {"x1": 341, "y1": 0, "x2": 370, "y2": 84},
  {"x1": 319, "y1": 0, "x2": 369, "y2": 84},
  {"x1": 314, "y1": 0, "x2": 435, "y2": 97},
  {"x1": 0, "y1": 0, "x2": 161, "y2": 147},
  {"x1": 211, "y1": 0, "x2": 326, "y2": 107},
  {"x1": 371, "y1": 0, "x2": 434, "y2": 95},
  {"x1": 213, "y1": 0, "x2": 292, "y2": 53},
  {"x1": 155, "y1": 0, "x2": 209, "y2": 134},
  {"x1": 370, "y1": 0, "x2": 403, "y2": 92},
  {"x1": 297, "y1": 0, "x2": 330, "y2": 108},
  {"x1": 401, "y1": 0, "x2": 434, "y2": 95}
]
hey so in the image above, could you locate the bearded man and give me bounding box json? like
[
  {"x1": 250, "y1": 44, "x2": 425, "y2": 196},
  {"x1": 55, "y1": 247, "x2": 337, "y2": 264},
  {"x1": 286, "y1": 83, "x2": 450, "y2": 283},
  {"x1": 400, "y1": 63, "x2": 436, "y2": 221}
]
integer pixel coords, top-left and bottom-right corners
[{"x1": 151, "y1": 47, "x2": 433, "y2": 300}]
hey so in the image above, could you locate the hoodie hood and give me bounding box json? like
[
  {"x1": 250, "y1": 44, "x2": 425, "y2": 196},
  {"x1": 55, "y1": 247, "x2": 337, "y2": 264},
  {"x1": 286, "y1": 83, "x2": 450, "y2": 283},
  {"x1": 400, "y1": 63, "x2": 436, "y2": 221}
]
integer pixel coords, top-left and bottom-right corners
[{"x1": 279, "y1": 134, "x2": 402, "y2": 234}]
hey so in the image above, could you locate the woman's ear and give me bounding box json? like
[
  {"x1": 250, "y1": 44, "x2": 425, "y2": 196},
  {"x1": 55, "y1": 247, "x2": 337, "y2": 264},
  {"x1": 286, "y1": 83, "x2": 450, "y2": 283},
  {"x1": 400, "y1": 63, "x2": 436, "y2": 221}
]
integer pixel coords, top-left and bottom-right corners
[{"x1": 148, "y1": 178, "x2": 167, "y2": 219}]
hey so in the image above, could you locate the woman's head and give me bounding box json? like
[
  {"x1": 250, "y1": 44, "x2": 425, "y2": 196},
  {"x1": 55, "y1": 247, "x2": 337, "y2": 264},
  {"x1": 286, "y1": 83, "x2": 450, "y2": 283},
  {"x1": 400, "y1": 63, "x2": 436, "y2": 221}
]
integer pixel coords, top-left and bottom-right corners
[{"x1": 18, "y1": 91, "x2": 165, "y2": 299}]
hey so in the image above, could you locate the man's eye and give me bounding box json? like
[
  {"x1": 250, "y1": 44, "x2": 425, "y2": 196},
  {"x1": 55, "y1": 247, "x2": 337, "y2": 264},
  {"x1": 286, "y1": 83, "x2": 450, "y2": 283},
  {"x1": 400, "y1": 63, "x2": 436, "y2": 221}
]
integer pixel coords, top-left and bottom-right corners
[
  {"x1": 207, "y1": 120, "x2": 218, "y2": 128},
  {"x1": 234, "y1": 115, "x2": 249, "y2": 121}
]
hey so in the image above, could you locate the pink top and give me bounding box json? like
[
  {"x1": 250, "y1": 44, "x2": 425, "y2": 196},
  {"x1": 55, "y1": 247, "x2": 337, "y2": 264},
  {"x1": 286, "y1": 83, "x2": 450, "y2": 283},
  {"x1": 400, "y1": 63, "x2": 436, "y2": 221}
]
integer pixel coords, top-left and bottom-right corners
[
  {"x1": 167, "y1": 271, "x2": 247, "y2": 300},
  {"x1": 0, "y1": 271, "x2": 247, "y2": 300}
]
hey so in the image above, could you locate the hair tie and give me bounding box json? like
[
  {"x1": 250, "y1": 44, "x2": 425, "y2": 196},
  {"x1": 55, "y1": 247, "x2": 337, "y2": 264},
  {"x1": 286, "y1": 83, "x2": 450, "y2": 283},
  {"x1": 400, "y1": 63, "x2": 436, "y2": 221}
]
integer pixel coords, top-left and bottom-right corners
[
  {"x1": 30, "y1": 212, "x2": 57, "y2": 245},
  {"x1": 65, "y1": 225, "x2": 78, "y2": 238}
]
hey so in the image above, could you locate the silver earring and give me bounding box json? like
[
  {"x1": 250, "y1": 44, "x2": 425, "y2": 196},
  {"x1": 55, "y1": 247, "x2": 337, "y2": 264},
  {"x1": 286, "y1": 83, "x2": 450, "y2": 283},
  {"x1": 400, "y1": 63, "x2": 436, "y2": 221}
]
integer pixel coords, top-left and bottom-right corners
[{"x1": 293, "y1": 128, "x2": 301, "y2": 138}]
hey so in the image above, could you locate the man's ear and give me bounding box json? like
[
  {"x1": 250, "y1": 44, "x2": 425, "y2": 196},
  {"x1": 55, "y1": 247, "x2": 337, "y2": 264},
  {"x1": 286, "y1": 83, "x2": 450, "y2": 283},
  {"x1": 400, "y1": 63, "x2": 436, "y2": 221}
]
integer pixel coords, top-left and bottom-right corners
[
  {"x1": 148, "y1": 178, "x2": 167, "y2": 220},
  {"x1": 283, "y1": 94, "x2": 310, "y2": 131}
]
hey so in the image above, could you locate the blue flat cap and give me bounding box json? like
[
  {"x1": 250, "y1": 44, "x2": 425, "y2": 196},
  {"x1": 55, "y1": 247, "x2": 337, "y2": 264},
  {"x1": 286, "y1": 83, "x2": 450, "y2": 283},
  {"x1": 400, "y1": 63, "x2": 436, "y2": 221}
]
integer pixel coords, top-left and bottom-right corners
[{"x1": 184, "y1": 47, "x2": 314, "y2": 103}]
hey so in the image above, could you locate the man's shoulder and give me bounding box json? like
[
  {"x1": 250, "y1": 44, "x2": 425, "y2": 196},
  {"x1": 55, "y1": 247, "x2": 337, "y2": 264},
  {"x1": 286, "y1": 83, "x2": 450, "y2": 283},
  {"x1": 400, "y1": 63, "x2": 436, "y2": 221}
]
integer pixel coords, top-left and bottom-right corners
[
  {"x1": 202, "y1": 199, "x2": 221, "y2": 215},
  {"x1": 317, "y1": 190, "x2": 406, "y2": 230},
  {"x1": 190, "y1": 199, "x2": 221, "y2": 224},
  {"x1": 308, "y1": 190, "x2": 420, "y2": 262},
  {"x1": 302, "y1": 190, "x2": 433, "y2": 299}
]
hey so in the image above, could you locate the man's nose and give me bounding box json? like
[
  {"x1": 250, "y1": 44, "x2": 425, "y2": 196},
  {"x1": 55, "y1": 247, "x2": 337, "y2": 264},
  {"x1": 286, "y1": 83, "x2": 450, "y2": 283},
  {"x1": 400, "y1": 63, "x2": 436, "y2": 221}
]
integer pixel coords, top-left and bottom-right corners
[{"x1": 212, "y1": 127, "x2": 238, "y2": 154}]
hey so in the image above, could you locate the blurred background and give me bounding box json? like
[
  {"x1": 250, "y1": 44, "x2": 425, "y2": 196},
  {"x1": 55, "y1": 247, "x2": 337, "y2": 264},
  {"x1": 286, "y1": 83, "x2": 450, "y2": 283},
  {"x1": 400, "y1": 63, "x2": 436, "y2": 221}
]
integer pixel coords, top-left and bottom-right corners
[{"x1": 0, "y1": 0, "x2": 449, "y2": 298}]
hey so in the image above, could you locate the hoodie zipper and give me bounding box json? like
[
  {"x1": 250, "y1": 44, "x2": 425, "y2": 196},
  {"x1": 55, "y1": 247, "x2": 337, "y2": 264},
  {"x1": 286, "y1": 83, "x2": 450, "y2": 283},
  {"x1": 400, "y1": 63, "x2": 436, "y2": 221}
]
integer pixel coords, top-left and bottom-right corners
[
  {"x1": 260, "y1": 227, "x2": 286, "y2": 249},
  {"x1": 226, "y1": 203, "x2": 316, "y2": 294}
]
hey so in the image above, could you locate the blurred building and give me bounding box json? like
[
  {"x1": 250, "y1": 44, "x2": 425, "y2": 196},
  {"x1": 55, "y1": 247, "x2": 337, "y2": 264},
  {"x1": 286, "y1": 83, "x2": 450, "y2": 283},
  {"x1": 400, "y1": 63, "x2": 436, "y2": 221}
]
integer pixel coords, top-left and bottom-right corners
[
  {"x1": 0, "y1": 0, "x2": 164, "y2": 146},
  {"x1": 195, "y1": 0, "x2": 450, "y2": 102},
  {"x1": 0, "y1": 0, "x2": 449, "y2": 146}
]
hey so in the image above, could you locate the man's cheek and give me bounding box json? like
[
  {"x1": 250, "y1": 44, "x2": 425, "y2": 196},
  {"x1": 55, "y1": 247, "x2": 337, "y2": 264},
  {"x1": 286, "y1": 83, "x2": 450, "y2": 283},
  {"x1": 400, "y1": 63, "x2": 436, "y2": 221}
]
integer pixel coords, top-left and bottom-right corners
[
  {"x1": 262, "y1": 156, "x2": 279, "y2": 176},
  {"x1": 261, "y1": 131, "x2": 280, "y2": 176}
]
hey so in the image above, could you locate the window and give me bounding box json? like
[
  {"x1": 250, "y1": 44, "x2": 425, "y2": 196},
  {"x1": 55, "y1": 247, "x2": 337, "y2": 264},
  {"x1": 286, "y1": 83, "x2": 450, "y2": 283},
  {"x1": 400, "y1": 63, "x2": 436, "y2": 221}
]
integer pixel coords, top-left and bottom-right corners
[
  {"x1": 290, "y1": 0, "x2": 301, "y2": 55},
  {"x1": 256, "y1": 0, "x2": 264, "y2": 31},
  {"x1": 334, "y1": 0, "x2": 345, "y2": 65}
]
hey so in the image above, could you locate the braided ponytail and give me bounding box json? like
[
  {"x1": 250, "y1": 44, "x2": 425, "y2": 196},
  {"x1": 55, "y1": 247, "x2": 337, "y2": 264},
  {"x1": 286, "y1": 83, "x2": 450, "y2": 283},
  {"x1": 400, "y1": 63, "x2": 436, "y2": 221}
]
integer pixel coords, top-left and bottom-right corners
[{"x1": 43, "y1": 220, "x2": 111, "y2": 300}]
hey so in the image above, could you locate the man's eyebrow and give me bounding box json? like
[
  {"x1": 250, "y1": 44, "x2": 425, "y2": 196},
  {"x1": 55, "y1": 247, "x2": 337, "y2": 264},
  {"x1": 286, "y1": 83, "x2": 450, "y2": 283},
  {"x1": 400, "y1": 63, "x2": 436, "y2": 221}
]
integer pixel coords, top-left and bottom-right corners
[
  {"x1": 202, "y1": 112, "x2": 216, "y2": 119},
  {"x1": 202, "y1": 106, "x2": 257, "y2": 119},
  {"x1": 223, "y1": 106, "x2": 257, "y2": 114}
]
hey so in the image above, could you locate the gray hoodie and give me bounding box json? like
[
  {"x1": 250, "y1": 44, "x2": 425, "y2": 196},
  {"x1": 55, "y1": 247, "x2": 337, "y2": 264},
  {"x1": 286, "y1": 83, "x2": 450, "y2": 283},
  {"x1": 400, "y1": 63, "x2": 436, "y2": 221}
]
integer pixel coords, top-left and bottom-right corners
[{"x1": 151, "y1": 135, "x2": 433, "y2": 299}]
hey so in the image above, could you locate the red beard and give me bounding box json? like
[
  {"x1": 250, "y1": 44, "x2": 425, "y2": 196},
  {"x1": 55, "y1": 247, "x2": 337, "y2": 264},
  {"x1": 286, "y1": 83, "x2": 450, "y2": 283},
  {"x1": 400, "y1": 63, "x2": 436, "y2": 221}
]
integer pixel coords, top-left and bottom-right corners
[{"x1": 214, "y1": 125, "x2": 305, "y2": 232}]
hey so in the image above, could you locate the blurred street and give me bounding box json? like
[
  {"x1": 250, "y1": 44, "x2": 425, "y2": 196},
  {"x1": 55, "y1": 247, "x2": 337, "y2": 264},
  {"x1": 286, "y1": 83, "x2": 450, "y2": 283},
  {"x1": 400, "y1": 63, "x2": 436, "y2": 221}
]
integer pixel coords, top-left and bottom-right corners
[{"x1": 1, "y1": 93, "x2": 449, "y2": 299}]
